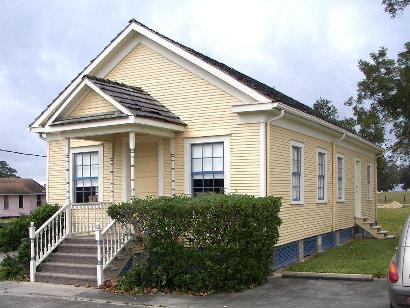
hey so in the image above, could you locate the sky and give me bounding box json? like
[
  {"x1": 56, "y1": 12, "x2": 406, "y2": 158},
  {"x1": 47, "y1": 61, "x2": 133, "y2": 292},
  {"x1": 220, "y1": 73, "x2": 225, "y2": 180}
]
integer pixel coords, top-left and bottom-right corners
[{"x1": 0, "y1": 0, "x2": 409, "y2": 185}]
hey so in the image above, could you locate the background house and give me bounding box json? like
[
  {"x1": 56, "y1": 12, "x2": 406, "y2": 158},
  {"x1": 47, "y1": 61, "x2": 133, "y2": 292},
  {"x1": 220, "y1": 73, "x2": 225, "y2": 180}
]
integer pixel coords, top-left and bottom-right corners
[{"x1": 0, "y1": 178, "x2": 46, "y2": 217}]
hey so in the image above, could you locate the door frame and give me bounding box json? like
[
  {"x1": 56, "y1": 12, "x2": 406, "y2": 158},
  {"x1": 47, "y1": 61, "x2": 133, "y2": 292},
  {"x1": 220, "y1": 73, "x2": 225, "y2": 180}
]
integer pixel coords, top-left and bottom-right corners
[{"x1": 355, "y1": 159, "x2": 362, "y2": 217}]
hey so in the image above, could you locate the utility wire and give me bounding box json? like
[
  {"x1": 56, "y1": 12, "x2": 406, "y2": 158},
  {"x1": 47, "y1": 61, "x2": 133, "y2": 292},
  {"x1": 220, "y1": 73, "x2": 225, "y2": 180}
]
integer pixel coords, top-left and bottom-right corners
[{"x1": 0, "y1": 148, "x2": 46, "y2": 158}]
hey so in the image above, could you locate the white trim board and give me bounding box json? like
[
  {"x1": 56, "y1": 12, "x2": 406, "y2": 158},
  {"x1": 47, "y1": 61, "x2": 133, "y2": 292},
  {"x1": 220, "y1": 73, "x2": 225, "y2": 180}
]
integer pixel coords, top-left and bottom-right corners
[
  {"x1": 70, "y1": 145, "x2": 104, "y2": 203},
  {"x1": 183, "y1": 135, "x2": 230, "y2": 195},
  {"x1": 290, "y1": 140, "x2": 305, "y2": 205}
]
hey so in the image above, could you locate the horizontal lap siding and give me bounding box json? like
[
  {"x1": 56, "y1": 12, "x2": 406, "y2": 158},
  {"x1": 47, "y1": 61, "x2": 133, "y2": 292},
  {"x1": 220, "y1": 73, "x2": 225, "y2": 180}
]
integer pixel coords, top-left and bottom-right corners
[
  {"x1": 105, "y1": 43, "x2": 238, "y2": 195},
  {"x1": 269, "y1": 125, "x2": 333, "y2": 245},
  {"x1": 335, "y1": 145, "x2": 376, "y2": 226},
  {"x1": 135, "y1": 142, "x2": 158, "y2": 197},
  {"x1": 105, "y1": 44, "x2": 236, "y2": 135},
  {"x1": 68, "y1": 90, "x2": 118, "y2": 118},
  {"x1": 230, "y1": 124, "x2": 260, "y2": 195},
  {"x1": 48, "y1": 140, "x2": 66, "y2": 205}
]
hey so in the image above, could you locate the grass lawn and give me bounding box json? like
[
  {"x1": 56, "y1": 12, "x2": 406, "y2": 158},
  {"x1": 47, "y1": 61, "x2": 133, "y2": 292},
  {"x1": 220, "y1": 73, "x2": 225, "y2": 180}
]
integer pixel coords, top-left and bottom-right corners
[{"x1": 287, "y1": 208, "x2": 410, "y2": 277}]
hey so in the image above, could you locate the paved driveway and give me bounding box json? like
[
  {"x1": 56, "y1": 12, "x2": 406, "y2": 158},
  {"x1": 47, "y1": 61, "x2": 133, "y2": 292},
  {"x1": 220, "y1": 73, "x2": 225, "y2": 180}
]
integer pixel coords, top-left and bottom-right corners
[{"x1": 0, "y1": 277, "x2": 390, "y2": 307}]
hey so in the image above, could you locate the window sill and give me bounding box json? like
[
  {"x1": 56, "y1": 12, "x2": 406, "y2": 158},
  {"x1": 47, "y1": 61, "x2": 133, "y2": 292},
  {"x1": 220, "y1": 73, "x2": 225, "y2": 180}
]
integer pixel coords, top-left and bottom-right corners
[
  {"x1": 337, "y1": 199, "x2": 345, "y2": 203},
  {"x1": 316, "y1": 200, "x2": 328, "y2": 204},
  {"x1": 290, "y1": 201, "x2": 305, "y2": 205}
]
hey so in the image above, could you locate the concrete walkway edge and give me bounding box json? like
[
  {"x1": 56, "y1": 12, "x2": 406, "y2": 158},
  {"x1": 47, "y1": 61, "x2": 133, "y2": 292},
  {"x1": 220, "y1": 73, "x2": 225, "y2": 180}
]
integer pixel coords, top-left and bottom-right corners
[{"x1": 282, "y1": 271, "x2": 374, "y2": 281}]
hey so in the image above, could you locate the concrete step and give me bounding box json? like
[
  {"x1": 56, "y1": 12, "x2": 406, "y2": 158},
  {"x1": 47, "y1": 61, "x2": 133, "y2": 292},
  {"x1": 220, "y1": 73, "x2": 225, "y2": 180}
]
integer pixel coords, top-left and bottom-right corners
[
  {"x1": 385, "y1": 235, "x2": 396, "y2": 240},
  {"x1": 48, "y1": 252, "x2": 96, "y2": 264},
  {"x1": 36, "y1": 272, "x2": 96, "y2": 286},
  {"x1": 57, "y1": 243, "x2": 97, "y2": 254},
  {"x1": 370, "y1": 225, "x2": 382, "y2": 230},
  {"x1": 40, "y1": 262, "x2": 96, "y2": 276},
  {"x1": 64, "y1": 237, "x2": 95, "y2": 245},
  {"x1": 377, "y1": 230, "x2": 388, "y2": 236}
]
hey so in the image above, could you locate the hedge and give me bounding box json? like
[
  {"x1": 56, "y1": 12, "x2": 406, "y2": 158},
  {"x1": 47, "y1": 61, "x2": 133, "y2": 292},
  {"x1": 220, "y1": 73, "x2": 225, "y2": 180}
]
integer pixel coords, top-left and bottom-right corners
[
  {"x1": 0, "y1": 204, "x2": 59, "y2": 281},
  {"x1": 107, "y1": 194, "x2": 282, "y2": 293}
]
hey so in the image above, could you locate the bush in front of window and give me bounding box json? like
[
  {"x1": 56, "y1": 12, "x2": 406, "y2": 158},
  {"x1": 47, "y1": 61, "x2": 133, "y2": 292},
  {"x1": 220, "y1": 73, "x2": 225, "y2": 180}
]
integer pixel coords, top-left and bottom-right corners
[{"x1": 107, "y1": 194, "x2": 282, "y2": 294}]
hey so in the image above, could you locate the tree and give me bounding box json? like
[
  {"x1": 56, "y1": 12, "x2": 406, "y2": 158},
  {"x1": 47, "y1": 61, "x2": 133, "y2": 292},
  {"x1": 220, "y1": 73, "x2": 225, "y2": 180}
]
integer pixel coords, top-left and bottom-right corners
[
  {"x1": 400, "y1": 164, "x2": 410, "y2": 190},
  {"x1": 349, "y1": 43, "x2": 410, "y2": 164},
  {"x1": 313, "y1": 98, "x2": 356, "y2": 133},
  {"x1": 0, "y1": 161, "x2": 18, "y2": 178},
  {"x1": 383, "y1": 0, "x2": 410, "y2": 17},
  {"x1": 377, "y1": 156, "x2": 400, "y2": 191}
]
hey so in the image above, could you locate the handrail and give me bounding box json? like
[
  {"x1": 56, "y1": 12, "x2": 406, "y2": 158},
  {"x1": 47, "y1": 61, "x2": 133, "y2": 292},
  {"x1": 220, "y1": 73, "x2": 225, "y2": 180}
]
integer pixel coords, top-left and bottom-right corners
[
  {"x1": 34, "y1": 203, "x2": 69, "y2": 235},
  {"x1": 95, "y1": 221, "x2": 134, "y2": 285}
]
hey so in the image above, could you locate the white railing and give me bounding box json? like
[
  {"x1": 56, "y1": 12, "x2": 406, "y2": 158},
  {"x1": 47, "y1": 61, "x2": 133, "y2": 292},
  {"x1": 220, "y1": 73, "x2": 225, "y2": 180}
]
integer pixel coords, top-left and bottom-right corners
[
  {"x1": 29, "y1": 203, "x2": 71, "y2": 282},
  {"x1": 95, "y1": 221, "x2": 134, "y2": 285},
  {"x1": 71, "y1": 202, "x2": 111, "y2": 234}
]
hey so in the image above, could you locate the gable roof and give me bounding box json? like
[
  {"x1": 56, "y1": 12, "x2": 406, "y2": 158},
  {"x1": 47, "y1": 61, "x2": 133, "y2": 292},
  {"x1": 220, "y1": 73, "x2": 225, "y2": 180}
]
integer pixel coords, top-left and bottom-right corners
[
  {"x1": 29, "y1": 19, "x2": 380, "y2": 152},
  {"x1": 53, "y1": 75, "x2": 185, "y2": 126},
  {"x1": 0, "y1": 178, "x2": 45, "y2": 195}
]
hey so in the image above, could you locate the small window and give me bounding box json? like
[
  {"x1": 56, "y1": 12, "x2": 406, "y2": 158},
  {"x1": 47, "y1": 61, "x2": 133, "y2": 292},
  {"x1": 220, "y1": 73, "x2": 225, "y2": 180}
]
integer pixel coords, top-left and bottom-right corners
[
  {"x1": 74, "y1": 151, "x2": 99, "y2": 203},
  {"x1": 367, "y1": 163, "x2": 372, "y2": 200},
  {"x1": 36, "y1": 195, "x2": 42, "y2": 207},
  {"x1": 337, "y1": 156, "x2": 344, "y2": 201},
  {"x1": 3, "y1": 196, "x2": 8, "y2": 210},
  {"x1": 191, "y1": 142, "x2": 224, "y2": 196},
  {"x1": 291, "y1": 144, "x2": 304, "y2": 202},
  {"x1": 18, "y1": 195, "x2": 24, "y2": 209},
  {"x1": 317, "y1": 151, "x2": 327, "y2": 202}
]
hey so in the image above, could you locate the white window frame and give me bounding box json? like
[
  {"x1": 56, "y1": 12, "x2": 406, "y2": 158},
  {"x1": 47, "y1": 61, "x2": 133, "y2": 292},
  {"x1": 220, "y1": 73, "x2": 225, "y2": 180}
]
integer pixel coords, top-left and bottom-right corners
[
  {"x1": 290, "y1": 141, "x2": 304, "y2": 205},
  {"x1": 316, "y1": 148, "x2": 328, "y2": 203},
  {"x1": 367, "y1": 162, "x2": 372, "y2": 200},
  {"x1": 70, "y1": 145, "x2": 104, "y2": 203},
  {"x1": 184, "y1": 135, "x2": 230, "y2": 196},
  {"x1": 336, "y1": 153, "x2": 345, "y2": 202}
]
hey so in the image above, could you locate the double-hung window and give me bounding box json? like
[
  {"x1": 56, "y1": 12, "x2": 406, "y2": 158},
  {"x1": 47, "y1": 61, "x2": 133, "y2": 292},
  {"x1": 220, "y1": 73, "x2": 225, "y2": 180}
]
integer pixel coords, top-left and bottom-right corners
[
  {"x1": 36, "y1": 195, "x2": 42, "y2": 207},
  {"x1": 191, "y1": 142, "x2": 224, "y2": 196},
  {"x1": 73, "y1": 151, "x2": 99, "y2": 203},
  {"x1": 317, "y1": 150, "x2": 327, "y2": 202},
  {"x1": 291, "y1": 143, "x2": 304, "y2": 203},
  {"x1": 367, "y1": 163, "x2": 372, "y2": 199},
  {"x1": 337, "y1": 155, "x2": 345, "y2": 201},
  {"x1": 18, "y1": 195, "x2": 23, "y2": 209},
  {"x1": 3, "y1": 196, "x2": 8, "y2": 210}
]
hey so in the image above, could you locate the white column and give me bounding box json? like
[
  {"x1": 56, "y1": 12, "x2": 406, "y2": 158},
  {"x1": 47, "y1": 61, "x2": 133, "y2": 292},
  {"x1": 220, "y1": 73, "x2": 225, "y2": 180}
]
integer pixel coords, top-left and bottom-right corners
[
  {"x1": 129, "y1": 132, "x2": 136, "y2": 199},
  {"x1": 158, "y1": 139, "x2": 164, "y2": 196},
  {"x1": 259, "y1": 122, "x2": 267, "y2": 197},
  {"x1": 170, "y1": 137, "x2": 175, "y2": 195},
  {"x1": 110, "y1": 142, "x2": 114, "y2": 203},
  {"x1": 29, "y1": 222, "x2": 36, "y2": 282},
  {"x1": 65, "y1": 138, "x2": 71, "y2": 204}
]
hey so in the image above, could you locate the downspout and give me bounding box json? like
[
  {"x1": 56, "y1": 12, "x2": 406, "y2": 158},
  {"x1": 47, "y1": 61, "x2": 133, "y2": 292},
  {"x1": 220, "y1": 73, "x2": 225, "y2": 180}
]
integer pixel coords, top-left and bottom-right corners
[
  {"x1": 265, "y1": 109, "x2": 285, "y2": 196},
  {"x1": 332, "y1": 133, "x2": 345, "y2": 231}
]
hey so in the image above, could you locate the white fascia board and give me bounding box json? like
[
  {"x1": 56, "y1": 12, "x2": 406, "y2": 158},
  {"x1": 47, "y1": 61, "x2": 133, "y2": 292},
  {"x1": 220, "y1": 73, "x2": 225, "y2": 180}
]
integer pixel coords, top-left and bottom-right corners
[
  {"x1": 231, "y1": 102, "x2": 277, "y2": 113},
  {"x1": 277, "y1": 103, "x2": 383, "y2": 154},
  {"x1": 31, "y1": 22, "x2": 271, "y2": 129}
]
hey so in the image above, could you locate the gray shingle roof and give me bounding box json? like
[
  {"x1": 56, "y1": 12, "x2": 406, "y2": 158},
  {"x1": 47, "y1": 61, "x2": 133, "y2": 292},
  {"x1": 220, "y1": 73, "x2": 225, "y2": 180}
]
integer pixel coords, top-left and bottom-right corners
[
  {"x1": 0, "y1": 178, "x2": 45, "y2": 195},
  {"x1": 52, "y1": 75, "x2": 186, "y2": 126},
  {"x1": 85, "y1": 75, "x2": 185, "y2": 125}
]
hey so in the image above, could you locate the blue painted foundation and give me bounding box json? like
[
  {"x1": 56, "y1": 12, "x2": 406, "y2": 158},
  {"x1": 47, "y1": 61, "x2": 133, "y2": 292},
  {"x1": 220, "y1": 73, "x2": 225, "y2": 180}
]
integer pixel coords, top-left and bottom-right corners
[{"x1": 272, "y1": 227, "x2": 354, "y2": 270}]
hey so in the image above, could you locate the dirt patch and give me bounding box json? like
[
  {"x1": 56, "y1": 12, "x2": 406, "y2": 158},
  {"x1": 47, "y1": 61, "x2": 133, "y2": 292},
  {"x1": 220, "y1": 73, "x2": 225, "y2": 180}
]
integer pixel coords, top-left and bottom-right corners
[{"x1": 377, "y1": 201, "x2": 403, "y2": 209}]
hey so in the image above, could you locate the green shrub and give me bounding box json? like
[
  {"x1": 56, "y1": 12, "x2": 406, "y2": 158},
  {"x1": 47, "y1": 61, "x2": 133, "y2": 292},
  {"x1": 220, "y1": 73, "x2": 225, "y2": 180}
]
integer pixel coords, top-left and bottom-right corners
[
  {"x1": 108, "y1": 194, "x2": 282, "y2": 293},
  {"x1": 0, "y1": 255, "x2": 25, "y2": 281},
  {"x1": 0, "y1": 204, "x2": 59, "y2": 253}
]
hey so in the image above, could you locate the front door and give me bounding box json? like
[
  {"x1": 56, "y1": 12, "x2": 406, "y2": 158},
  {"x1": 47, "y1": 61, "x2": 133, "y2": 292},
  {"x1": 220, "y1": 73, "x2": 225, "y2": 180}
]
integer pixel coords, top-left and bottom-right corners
[{"x1": 355, "y1": 160, "x2": 362, "y2": 217}]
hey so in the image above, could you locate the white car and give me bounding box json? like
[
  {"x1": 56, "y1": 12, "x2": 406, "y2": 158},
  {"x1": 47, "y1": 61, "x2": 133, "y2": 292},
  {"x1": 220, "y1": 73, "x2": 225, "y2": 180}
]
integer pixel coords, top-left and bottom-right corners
[{"x1": 389, "y1": 214, "x2": 410, "y2": 307}]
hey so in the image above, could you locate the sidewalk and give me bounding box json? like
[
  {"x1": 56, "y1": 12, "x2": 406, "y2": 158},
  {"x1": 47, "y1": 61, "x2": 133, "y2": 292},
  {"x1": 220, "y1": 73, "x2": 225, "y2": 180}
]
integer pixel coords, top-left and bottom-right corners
[{"x1": 0, "y1": 277, "x2": 389, "y2": 307}]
